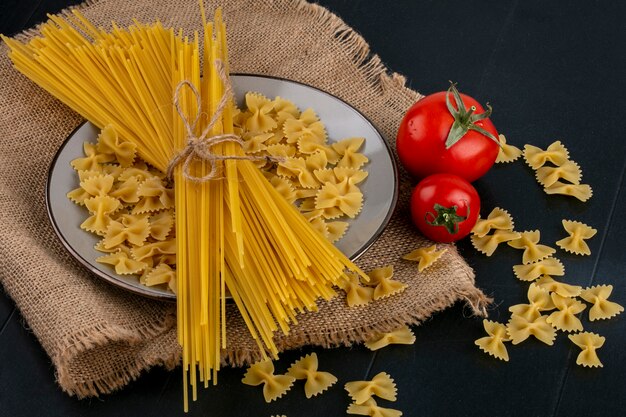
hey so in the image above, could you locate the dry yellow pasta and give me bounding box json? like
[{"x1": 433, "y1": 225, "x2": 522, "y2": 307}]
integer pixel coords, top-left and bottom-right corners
[
  {"x1": 474, "y1": 320, "x2": 510, "y2": 361},
  {"x1": 360, "y1": 266, "x2": 406, "y2": 300},
  {"x1": 579, "y1": 285, "x2": 624, "y2": 321},
  {"x1": 471, "y1": 207, "x2": 514, "y2": 237},
  {"x1": 401, "y1": 245, "x2": 447, "y2": 272},
  {"x1": 471, "y1": 230, "x2": 521, "y2": 256},
  {"x1": 507, "y1": 314, "x2": 556, "y2": 346},
  {"x1": 507, "y1": 230, "x2": 556, "y2": 264},
  {"x1": 556, "y1": 219, "x2": 597, "y2": 255},
  {"x1": 546, "y1": 293, "x2": 586, "y2": 332},
  {"x1": 286, "y1": 353, "x2": 337, "y2": 398},
  {"x1": 534, "y1": 275, "x2": 582, "y2": 298},
  {"x1": 568, "y1": 332, "x2": 605, "y2": 368},
  {"x1": 364, "y1": 325, "x2": 415, "y2": 351},
  {"x1": 495, "y1": 134, "x2": 522, "y2": 163},
  {"x1": 242, "y1": 360, "x2": 295, "y2": 403},
  {"x1": 512, "y1": 257, "x2": 564, "y2": 281},
  {"x1": 345, "y1": 372, "x2": 397, "y2": 405},
  {"x1": 508, "y1": 283, "x2": 555, "y2": 321},
  {"x1": 523, "y1": 141, "x2": 569, "y2": 169},
  {"x1": 347, "y1": 398, "x2": 403, "y2": 417}
]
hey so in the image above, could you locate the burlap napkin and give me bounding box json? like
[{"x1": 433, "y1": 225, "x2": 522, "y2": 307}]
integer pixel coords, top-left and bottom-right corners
[{"x1": 0, "y1": 0, "x2": 490, "y2": 398}]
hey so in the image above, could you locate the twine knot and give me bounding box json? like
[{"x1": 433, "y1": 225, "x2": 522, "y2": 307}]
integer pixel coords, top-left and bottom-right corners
[{"x1": 166, "y1": 60, "x2": 278, "y2": 183}]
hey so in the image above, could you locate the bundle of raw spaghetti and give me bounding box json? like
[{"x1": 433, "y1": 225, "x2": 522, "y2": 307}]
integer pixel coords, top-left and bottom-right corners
[{"x1": 2, "y1": 5, "x2": 367, "y2": 411}]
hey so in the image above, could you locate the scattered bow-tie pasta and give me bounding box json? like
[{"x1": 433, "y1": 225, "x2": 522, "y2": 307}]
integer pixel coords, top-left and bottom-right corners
[
  {"x1": 495, "y1": 134, "x2": 522, "y2": 163},
  {"x1": 347, "y1": 398, "x2": 403, "y2": 417},
  {"x1": 556, "y1": 220, "x2": 597, "y2": 256},
  {"x1": 535, "y1": 161, "x2": 582, "y2": 187},
  {"x1": 471, "y1": 230, "x2": 521, "y2": 257},
  {"x1": 401, "y1": 245, "x2": 447, "y2": 272},
  {"x1": 474, "y1": 320, "x2": 511, "y2": 361},
  {"x1": 508, "y1": 283, "x2": 556, "y2": 321},
  {"x1": 338, "y1": 272, "x2": 375, "y2": 307},
  {"x1": 360, "y1": 266, "x2": 407, "y2": 301},
  {"x1": 534, "y1": 275, "x2": 582, "y2": 298},
  {"x1": 546, "y1": 293, "x2": 586, "y2": 332},
  {"x1": 543, "y1": 181, "x2": 593, "y2": 202},
  {"x1": 523, "y1": 141, "x2": 570, "y2": 169},
  {"x1": 70, "y1": 94, "x2": 370, "y2": 292},
  {"x1": 286, "y1": 353, "x2": 337, "y2": 399},
  {"x1": 512, "y1": 257, "x2": 565, "y2": 282},
  {"x1": 579, "y1": 285, "x2": 624, "y2": 321},
  {"x1": 568, "y1": 332, "x2": 605, "y2": 368},
  {"x1": 471, "y1": 207, "x2": 515, "y2": 238},
  {"x1": 523, "y1": 141, "x2": 593, "y2": 201},
  {"x1": 364, "y1": 326, "x2": 416, "y2": 351},
  {"x1": 242, "y1": 360, "x2": 295, "y2": 403},
  {"x1": 507, "y1": 314, "x2": 556, "y2": 346},
  {"x1": 507, "y1": 230, "x2": 556, "y2": 264},
  {"x1": 345, "y1": 372, "x2": 397, "y2": 405}
]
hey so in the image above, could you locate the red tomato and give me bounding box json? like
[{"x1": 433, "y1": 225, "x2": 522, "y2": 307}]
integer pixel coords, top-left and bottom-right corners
[
  {"x1": 410, "y1": 173, "x2": 480, "y2": 243},
  {"x1": 396, "y1": 83, "x2": 499, "y2": 182}
]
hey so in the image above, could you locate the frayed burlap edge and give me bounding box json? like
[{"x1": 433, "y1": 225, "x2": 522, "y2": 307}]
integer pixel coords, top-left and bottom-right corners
[{"x1": 55, "y1": 310, "x2": 178, "y2": 398}]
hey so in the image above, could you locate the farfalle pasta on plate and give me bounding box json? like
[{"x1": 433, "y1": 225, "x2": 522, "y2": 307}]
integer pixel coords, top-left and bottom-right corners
[{"x1": 69, "y1": 92, "x2": 370, "y2": 293}]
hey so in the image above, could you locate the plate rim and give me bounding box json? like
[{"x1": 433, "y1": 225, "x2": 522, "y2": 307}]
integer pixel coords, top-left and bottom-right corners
[{"x1": 45, "y1": 73, "x2": 399, "y2": 302}]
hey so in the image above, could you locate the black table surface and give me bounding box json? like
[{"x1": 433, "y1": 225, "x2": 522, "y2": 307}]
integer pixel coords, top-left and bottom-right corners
[{"x1": 1, "y1": 1, "x2": 624, "y2": 416}]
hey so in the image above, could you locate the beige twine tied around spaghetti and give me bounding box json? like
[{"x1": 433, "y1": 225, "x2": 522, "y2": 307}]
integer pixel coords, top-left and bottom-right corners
[{"x1": 166, "y1": 60, "x2": 279, "y2": 183}]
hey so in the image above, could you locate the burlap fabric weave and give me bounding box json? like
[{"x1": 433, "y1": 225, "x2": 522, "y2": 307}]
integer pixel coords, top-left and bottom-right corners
[{"x1": 0, "y1": 0, "x2": 490, "y2": 398}]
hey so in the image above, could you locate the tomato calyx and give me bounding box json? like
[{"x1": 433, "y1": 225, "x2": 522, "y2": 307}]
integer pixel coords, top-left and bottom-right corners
[
  {"x1": 445, "y1": 82, "x2": 500, "y2": 149},
  {"x1": 425, "y1": 203, "x2": 468, "y2": 234}
]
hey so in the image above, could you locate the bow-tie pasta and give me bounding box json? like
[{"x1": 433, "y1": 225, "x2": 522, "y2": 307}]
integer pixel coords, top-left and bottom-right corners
[
  {"x1": 523, "y1": 141, "x2": 569, "y2": 169},
  {"x1": 72, "y1": 98, "x2": 370, "y2": 292},
  {"x1": 242, "y1": 360, "x2": 295, "y2": 402},
  {"x1": 579, "y1": 285, "x2": 624, "y2": 321},
  {"x1": 556, "y1": 220, "x2": 597, "y2": 256},
  {"x1": 286, "y1": 353, "x2": 337, "y2": 398},
  {"x1": 495, "y1": 134, "x2": 522, "y2": 164},
  {"x1": 568, "y1": 332, "x2": 605, "y2": 368},
  {"x1": 402, "y1": 245, "x2": 447, "y2": 272},
  {"x1": 513, "y1": 257, "x2": 564, "y2": 282},
  {"x1": 507, "y1": 230, "x2": 556, "y2": 264},
  {"x1": 347, "y1": 398, "x2": 403, "y2": 417},
  {"x1": 475, "y1": 320, "x2": 511, "y2": 361},
  {"x1": 345, "y1": 372, "x2": 397, "y2": 405},
  {"x1": 546, "y1": 293, "x2": 586, "y2": 332},
  {"x1": 364, "y1": 325, "x2": 416, "y2": 351}
]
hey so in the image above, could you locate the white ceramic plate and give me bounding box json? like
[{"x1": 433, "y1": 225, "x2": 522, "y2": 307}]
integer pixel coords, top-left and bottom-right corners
[{"x1": 46, "y1": 74, "x2": 398, "y2": 301}]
